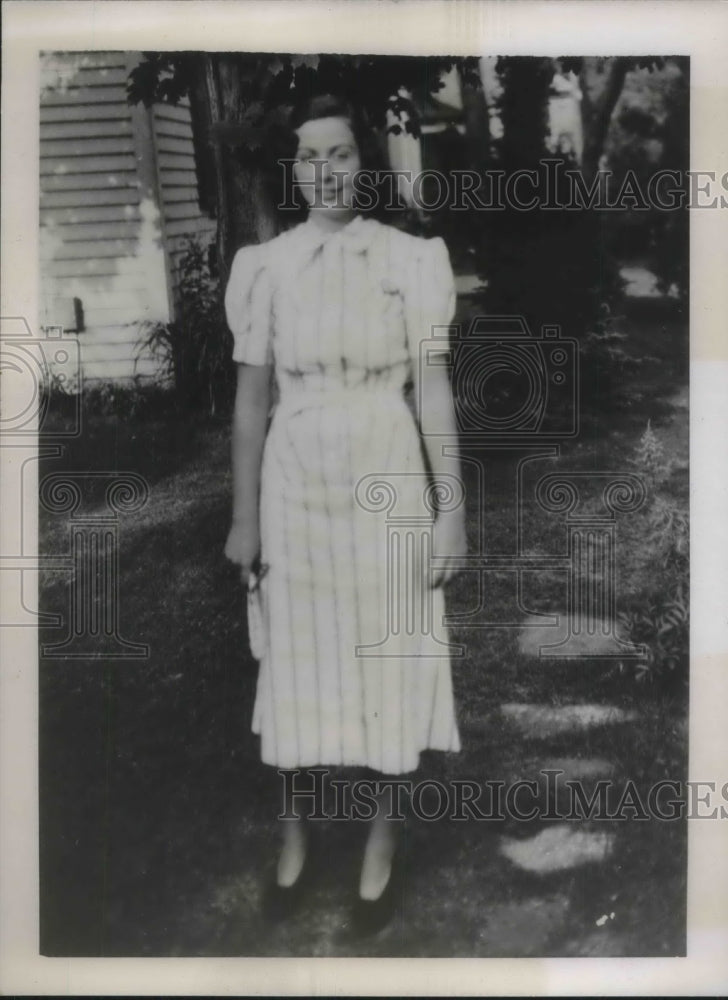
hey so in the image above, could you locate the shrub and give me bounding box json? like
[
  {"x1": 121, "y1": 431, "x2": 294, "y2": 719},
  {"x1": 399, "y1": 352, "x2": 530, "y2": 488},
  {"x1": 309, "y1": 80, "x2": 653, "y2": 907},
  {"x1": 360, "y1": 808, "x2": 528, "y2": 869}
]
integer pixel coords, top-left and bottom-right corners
[
  {"x1": 633, "y1": 420, "x2": 673, "y2": 490},
  {"x1": 645, "y1": 495, "x2": 689, "y2": 572},
  {"x1": 616, "y1": 422, "x2": 688, "y2": 689},
  {"x1": 139, "y1": 238, "x2": 235, "y2": 417},
  {"x1": 617, "y1": 583, "x2": 688, "y2": 687},
  {"x1": 39, "y1": 374, "x2": 176, "y2": 432}
]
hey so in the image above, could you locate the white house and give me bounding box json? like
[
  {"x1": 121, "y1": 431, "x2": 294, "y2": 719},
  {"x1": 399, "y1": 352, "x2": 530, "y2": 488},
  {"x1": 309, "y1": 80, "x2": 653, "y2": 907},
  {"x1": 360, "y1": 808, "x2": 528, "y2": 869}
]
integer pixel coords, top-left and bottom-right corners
[{"x1": 39, "y1": 51, "x2": 215, "y2": 386}]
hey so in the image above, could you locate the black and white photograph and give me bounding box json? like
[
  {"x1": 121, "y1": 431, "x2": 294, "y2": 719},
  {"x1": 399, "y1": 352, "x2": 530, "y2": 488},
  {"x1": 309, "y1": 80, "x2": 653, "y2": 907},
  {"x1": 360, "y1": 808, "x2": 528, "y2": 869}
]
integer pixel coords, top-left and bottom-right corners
[{"x1": 1, "y1": 1, "x2": 727, "y2": 994}]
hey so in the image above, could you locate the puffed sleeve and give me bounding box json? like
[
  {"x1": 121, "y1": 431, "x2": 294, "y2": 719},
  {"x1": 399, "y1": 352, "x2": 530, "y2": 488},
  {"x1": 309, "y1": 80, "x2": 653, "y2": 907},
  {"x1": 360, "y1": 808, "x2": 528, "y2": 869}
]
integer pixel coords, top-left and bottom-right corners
[
  {"x1": 404, "y1": 236, "x2": 457, "y2": 362},
  {"x1": 224, "y1": 244, "x2": 274, "y2": 366}
]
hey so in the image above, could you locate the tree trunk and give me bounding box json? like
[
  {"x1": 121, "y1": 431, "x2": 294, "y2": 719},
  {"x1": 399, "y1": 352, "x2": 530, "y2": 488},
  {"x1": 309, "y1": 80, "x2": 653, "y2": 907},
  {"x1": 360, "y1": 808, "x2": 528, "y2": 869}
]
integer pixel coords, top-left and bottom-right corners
[
  {"x1": 579, "y1": 57, "x2": 630, "y2": 183},
  {"x1": 483, "y1": 57, "x2": 554, "y2": 322},
  {"x1": 482, "y1": 57, "x2": 620, "y2": 340},
  {"x1": 498, "y1": 56, "x2": 553, "y2": 174},
  {"x1": 187, "y1": 54, "x2": 279, "y2": 286},
  {"x1": 459, "y1": 60, "x2": 492, "y2": 171}
]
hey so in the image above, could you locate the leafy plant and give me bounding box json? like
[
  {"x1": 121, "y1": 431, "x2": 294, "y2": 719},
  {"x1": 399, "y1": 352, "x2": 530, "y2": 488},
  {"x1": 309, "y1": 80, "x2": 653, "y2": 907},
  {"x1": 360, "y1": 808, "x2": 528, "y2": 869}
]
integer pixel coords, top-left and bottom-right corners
[
  {"x1": 617, "y1": 582, "x2": 688, "y2": 686},
  {"x1": 645, "y1": 494, "x2": 689, "y2": 572},
  {"x1": 81, "y1": 381, "x2": 173, "y2": 422},
  {"x1": 614, "y1": 421, "x2": 688, "y2": 688},
  {"x1": 575, "y1": 297, "x2": 678, "y2": 425},
  {"x1": 633, "y1": 419, "x2": 673, "y2": 490},
  {"x1": 139, "y1": 238, "x2": 234, "y2": 417},
  {"x1": 37, "y1": 367, "x2": 80, "y2": 435}
]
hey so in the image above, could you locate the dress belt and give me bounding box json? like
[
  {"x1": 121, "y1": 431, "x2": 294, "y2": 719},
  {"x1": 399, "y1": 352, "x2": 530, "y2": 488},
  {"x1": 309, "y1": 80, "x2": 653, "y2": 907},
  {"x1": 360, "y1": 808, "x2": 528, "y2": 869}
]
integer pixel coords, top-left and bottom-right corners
[{"x1": 273, "y1": 384, "x2": 410, "y2": 420}]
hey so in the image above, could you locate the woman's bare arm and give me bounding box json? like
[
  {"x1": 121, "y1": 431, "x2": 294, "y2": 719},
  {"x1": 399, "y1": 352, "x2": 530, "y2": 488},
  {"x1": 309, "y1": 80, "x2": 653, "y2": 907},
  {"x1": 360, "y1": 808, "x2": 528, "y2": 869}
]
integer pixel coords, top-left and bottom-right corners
[
  {"x1": 224, "y1": 362, "x2": 273, "y2": 581},
  {"x1": 413, "y1": 357, "x2": 467, "y2": 587}
]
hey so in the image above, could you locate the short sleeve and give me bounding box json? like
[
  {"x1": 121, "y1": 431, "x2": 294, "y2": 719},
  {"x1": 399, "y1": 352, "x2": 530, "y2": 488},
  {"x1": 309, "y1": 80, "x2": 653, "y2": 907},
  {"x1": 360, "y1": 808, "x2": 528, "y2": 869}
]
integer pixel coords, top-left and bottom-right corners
[
  {"x1": 224, "y1": 244, "x2": 274, "y2": 366},
  {"x1": 404, "y1": 236, "x2": 457, "y2": 362}
]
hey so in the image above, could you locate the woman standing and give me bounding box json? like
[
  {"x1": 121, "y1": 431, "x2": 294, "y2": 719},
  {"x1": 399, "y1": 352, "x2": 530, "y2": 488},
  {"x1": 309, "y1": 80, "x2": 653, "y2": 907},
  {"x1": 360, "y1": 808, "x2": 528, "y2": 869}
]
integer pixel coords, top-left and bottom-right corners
[{"x1": 224, "y1": 94, "x2": 466, "y2": 936}]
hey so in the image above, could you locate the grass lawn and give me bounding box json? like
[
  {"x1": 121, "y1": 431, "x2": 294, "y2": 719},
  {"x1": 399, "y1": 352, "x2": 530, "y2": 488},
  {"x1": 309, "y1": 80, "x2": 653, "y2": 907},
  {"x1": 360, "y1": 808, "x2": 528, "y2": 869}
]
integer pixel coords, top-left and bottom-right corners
[{"x1": 38, "y1": 290, "x2": 688, "y2": 957}]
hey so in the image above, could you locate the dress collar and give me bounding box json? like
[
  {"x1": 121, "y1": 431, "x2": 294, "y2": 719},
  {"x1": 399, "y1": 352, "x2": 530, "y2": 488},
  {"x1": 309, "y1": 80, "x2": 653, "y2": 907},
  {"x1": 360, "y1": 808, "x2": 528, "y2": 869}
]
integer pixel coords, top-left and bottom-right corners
[{"x1": 294, "y1": 214, "x2": 379, "y2": 256}]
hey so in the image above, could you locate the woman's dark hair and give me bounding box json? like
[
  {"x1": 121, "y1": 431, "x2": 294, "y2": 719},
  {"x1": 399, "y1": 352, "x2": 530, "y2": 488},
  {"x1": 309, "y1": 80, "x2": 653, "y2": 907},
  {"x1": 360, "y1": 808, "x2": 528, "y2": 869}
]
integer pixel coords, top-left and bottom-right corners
[
  {"x1": 265, "y1": 92, "x2": 405, "y2": 224},
  {"x1": 290, "y1": 94, "x2": 384, "y2": 172}
]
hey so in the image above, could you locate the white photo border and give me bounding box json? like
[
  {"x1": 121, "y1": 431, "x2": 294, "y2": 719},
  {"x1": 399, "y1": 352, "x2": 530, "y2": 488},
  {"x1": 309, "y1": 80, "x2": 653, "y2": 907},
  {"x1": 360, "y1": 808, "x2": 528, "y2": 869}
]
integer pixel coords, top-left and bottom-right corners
[{"x1": 2, "y1": 0, "x2": 727, "y2": 994}]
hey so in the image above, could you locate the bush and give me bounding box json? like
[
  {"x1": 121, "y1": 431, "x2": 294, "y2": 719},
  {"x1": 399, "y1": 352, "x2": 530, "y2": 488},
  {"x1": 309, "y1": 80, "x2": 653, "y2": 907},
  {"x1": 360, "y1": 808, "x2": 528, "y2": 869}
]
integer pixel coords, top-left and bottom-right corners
[
  {"x1": 616, "y1": 422, "x2": 688, "y2": 689},
  {"x1": 578, "y1": 314, "x2": 642, "y2": 415},
  {"x1": 39, "y1": 374, "x2": 178, "y2": 433},
  {"x1": 605, "y1": 58, "x2": 689, "y2": 301},
  {"x1": 617, "y1": 583, "x2": 688, "y2": 688},
  {"x1": 139, "y1": 238, "x2": 235, "y2": 417}
]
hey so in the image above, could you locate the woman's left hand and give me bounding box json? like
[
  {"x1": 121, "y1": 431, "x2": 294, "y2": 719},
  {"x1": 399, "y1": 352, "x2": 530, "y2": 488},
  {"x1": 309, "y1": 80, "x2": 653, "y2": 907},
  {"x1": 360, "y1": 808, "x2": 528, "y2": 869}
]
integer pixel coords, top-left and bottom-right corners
[{"x1": 432, "y1": 510, "x2": 468, "y2": 588}]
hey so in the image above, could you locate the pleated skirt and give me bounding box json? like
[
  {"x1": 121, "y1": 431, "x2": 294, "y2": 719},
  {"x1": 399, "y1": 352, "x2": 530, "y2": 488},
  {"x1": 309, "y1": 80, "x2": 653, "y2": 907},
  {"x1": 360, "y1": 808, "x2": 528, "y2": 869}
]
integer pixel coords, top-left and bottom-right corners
[{"x1": 253, "y1": 386, "x2": 461, "y2": 773}]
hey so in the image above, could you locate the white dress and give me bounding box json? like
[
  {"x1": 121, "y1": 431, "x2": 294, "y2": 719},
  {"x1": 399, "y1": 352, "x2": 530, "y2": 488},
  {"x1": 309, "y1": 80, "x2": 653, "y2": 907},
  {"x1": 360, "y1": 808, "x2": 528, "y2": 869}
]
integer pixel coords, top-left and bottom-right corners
[{"x1": 225, "y1": 214, "x2": 461, "y2": 773}]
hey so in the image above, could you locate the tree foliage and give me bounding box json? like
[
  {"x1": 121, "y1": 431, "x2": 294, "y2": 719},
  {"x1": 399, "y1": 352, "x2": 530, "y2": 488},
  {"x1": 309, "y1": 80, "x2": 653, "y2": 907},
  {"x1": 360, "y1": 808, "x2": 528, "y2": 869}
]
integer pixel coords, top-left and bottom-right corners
[
  {"x1": 478, "y1": 56, "x2": 687, "y2": 346},
  {"x1": 127, "y1": 51, "x2": 688, "y2": 418},
  {"x1": 128, "y1": 52, "x2": 464, "y2": 275}
]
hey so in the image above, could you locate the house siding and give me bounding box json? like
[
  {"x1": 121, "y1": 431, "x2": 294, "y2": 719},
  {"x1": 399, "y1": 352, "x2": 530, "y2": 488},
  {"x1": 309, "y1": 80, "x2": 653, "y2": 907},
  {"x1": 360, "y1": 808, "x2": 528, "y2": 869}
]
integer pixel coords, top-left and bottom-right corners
[
  {"x1": 151, "y1": 100, "x2": 216, "y2": 308},
  {"x1": 39, "y1": 51, "x2": 215, "y2": 386}
]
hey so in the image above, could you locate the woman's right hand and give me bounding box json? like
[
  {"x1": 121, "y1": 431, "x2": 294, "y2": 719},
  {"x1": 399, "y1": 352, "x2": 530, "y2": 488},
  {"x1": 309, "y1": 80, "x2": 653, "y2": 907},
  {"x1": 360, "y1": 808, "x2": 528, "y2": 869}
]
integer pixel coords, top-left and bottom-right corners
[{"x1": 224, "y1": 519, "x2": 260, "y2": 584}]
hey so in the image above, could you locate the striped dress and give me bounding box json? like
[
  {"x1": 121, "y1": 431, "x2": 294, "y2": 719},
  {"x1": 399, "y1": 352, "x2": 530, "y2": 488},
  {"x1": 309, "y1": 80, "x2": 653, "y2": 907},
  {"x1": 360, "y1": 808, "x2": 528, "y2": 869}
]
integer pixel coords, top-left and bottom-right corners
[{"x1": 225, "y1": 214, "x2": 461, "y2": 774}]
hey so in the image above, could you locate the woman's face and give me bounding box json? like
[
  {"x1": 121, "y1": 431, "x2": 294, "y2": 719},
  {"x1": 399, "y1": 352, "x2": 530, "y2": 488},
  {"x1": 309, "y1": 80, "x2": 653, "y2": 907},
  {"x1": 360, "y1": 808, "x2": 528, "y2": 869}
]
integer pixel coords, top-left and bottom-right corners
[{"x1": 293, "y1": 116, "x2": 361, "y2": 212}]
